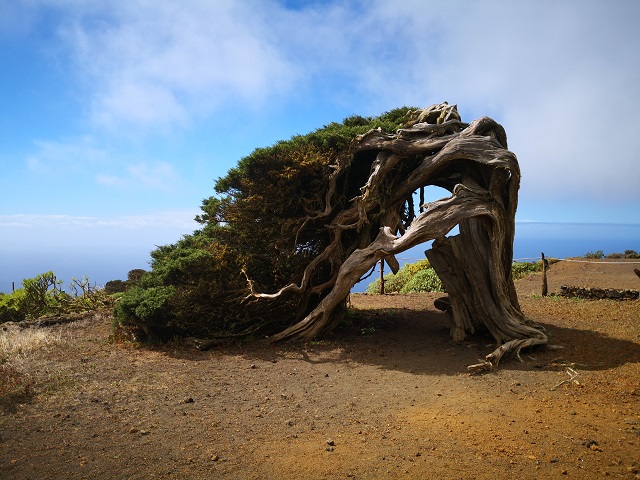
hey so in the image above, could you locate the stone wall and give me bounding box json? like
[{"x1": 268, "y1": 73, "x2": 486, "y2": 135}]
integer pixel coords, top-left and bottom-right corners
[{"x1": 558, "y1": 285, "x2": 639, "y2": 300}]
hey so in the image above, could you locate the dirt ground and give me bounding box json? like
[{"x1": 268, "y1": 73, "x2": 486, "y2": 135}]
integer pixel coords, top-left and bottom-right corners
[{"x1": 1, "y1": 260, "x2": 639, "y2": 479}]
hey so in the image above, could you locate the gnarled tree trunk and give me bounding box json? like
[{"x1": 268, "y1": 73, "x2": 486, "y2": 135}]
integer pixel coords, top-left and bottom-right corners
[{"x1": 254, "y1": 103, "x2": 546, "y2": 368}]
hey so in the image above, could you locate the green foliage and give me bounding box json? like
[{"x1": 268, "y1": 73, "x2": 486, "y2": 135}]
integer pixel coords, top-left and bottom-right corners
[
  {"x1": 606, "y1": 249, "x2": 639, "y2": 259},
  {"x1": 367, "y1": 259, "x2": 548, "y2": 294},
  {"x1": 22, "y1": 271, "x2": 64, "y2": 318},
  {"x1": 113, "y1": 227, "x2": 258, "y2": 338},
  {"x1": 113, "y1": 286, "x2": 175, "y2": 327},
  {"x1": 66, "y1": 276, "x2": 113, "y2": 312},
  {"x1": 104, "y1": 279, "x2": 127, "y2": 294},
  {"x1": 583, "y1": 250, "x2": 604, "y2": 259},
  {"x1": 126, "y1": 269, "x2": 147, "y2": 286},
  {"x1": 366, "y1": 260, "x2": 443, "y2": 294},
  {"x1": 400, "y1": 268, "x2": 445, "y2": 293},
  {"x1": 114, "y1": 107, "x2": 419, "y2": 341},
  {"x1": 511, "y1": 261, "x2": 543, "y2": 280},
  {"x1": 0, "y1": 272, "x2": 63, "y2": 322},
  {"x1": 0, "y1": 289, "x2": 27, "y2": 322},
  {"x1": 104, "y1": 269, "x2": 148, "y2": 294},
  {"x1": 0, "y1": 272, "x2": 112, "y2": 324}
]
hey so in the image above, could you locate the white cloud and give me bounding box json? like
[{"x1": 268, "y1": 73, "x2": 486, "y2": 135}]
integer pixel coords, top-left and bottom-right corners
[
  {"x1": 21, "y1": 1, "x2": 640, "y2": 210},
  {"x1": 342, "y1": 1, "x2": 640, "y2": 205},
  {"x1": 25, "y1": 137, "x2": 107, "y2": 174},
  {"x1": 127, "y1": 161, "x2": 179, "y2": 189},
  {"x1": 96, "y1": 161, "x2": 181, "y2": 191},
  {"x1": 95, "y1": 173, "x2": 126, "y2": 188},
  {"x1": 59, "y1": 1, "x2": 296, "y2": 130}
]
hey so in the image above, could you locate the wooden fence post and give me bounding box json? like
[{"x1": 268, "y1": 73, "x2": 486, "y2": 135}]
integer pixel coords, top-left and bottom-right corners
[
  {"x1": 541, "y1": 252, "x2": 548, "y2": 297},
  {"x1": 379, "y1": 259, "x2": 385, "y2": 295}
]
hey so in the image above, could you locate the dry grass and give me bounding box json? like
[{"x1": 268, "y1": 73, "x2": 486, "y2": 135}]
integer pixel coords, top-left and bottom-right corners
[{"x1": 0, "y1": 325, "x2": 62, "y2": 397}]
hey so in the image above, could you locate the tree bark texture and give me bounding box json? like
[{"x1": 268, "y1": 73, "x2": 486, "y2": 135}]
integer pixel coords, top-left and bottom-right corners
[{"x1": 252, "y1": 103, "x2": 546, "y2": 367}]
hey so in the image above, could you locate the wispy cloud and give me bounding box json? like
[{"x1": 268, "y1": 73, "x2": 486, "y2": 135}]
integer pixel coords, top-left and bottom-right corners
[
  {"x1": 59, "y1": 1, "x2": 296, "y2": 130},
  {"x1": 15, "y1": 1, "x2": 640, "y2": 210},
  {"x1": 25, "y1": 137, "x2": 107, "y2": 174},
  {"x1": 328, "y1": 1, "x2": 640, "y2": 204},
  {"x1": 97, "y1": 161, "x2": 181, "y2": 191}
]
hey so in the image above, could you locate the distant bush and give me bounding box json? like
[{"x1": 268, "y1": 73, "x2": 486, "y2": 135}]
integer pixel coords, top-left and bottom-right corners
[
  {"x1": 399, "y1": 268, "x2": 445, "y2": 293},
  {"x1": 105, "y1": 269, "x2": 149, "y2": 295},
  {"x1": 366, "y1": 260, "x2": 445, "y2": 294},
  {"x1": 104, "y1": 279, "x2": 127, "y2": 294},
  {"x1": 0, "y1": 289, "x2": 28, "y2": 323},
  {"x1": 0, "y1": 272, "x2": 112, "y2": 324},
  {"x1": 0, "y1": 272, "x2": 64, "y2": 322},
  {"x1": 588, "y1": 249, "x2": 638, "y2": 260},
  {"x1": 511, "y1": 261, "x2": 543, "y2": 280},
  {"x1": 366, "y1": 260, "x2": 436, "y2": 294},
  {"x1": 126, "y1": 269, "x2": 147, "y2": 286},
  {"x1": 366, "y1": 259, "x2": 549, "y2": 294}
]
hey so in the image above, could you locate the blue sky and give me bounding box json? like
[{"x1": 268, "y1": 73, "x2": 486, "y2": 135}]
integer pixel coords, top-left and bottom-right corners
[{"x1": 1, "y1": 0, "x2": 639, "y2": 290}]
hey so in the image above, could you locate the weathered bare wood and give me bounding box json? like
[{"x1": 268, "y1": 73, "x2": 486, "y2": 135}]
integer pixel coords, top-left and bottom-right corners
[
  {"x1": 254, "y1": 103, "x2": 546, "y2": 367},
  {"x1": 542, "y1": 252, "x2": 548, "y2": 297}
]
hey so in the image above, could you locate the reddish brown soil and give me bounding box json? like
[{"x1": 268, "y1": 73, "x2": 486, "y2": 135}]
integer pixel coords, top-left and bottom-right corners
[{"x1": 1, "y1": 260, "x2": 639, "y2": 479}]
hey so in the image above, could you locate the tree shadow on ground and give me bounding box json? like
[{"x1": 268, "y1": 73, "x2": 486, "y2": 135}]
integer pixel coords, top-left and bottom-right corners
[{"x1": 162, "y1": 306, "x2": 640, "y2": 377}]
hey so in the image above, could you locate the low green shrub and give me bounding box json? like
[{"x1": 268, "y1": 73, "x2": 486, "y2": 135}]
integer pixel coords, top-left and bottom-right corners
[
  {"x1": 0, "y1": 272, "x2": 112, "y2": 324},
  {"x1": 366, "y1": 260, "x2": 444, "y2": 293},
  {"x1": 511, "y1": 261, "x2": 543, "y2": 280},
  {"x1": 400, "y1": 267, "x2": 445, "y2": 293},
  {"x1": 0, "y1": 289, "x2": 27, "y2": 323},
  {"x1": 366, "y1": 259, "x2": 549, "y2": 294},
  {"x1": 113, "y1": 286, "x2": 175, "y2": 332}
]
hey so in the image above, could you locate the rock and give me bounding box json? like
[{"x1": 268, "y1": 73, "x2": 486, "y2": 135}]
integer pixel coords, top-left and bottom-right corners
[
  {"x1": 326, "y1": 439, "x2": 335, "y2": 446},
  {"x1": 182, "y1": 397, "x2": 195, "y2": 404},
  {"x1": 559, "y1": 285, "x2": 638, "y2": 301}
]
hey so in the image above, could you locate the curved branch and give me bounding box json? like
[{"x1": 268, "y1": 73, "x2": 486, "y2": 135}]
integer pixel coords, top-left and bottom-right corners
[{"x1": 247, "y1": 102, "x2": 546, "y2": 366}]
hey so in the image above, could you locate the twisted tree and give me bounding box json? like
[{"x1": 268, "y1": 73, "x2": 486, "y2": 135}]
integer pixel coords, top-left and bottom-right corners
[
  {"x1": 249, "y1": 102, "x2": 547, "y2": 367},
  {"x1": 116, "y1": 102, "x2": 546, "y2": 368}
]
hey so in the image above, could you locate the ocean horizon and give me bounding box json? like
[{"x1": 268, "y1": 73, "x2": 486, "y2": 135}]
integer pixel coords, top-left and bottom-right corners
[
  {"x1": 1, "y1": 222, "x2": 639, "y2": 294},
  {"x1": 350, "y1": 221, "x2": 640, "y2": 292}
]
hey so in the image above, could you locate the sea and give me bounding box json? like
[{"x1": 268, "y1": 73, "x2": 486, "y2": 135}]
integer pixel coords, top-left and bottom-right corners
[
  {"x1": 351, "y1": 222, "x2": 640, "y2": 292},
  {"x1": 1, "y1": 222, "x2": 639, "y2": 295}
]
